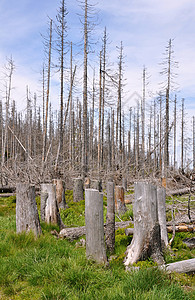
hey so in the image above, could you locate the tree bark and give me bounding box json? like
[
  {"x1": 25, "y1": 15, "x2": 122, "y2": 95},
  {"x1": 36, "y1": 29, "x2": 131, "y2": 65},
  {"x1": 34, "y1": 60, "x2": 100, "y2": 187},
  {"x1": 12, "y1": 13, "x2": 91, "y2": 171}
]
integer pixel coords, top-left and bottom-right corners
[
  {"x1": 85, "y1": 189, "x2": 107, "y2": 264},
  {"x1": 105, "y1": 181, "x2": 115, "y2": 253},
  {"x1": 52, "y1": 179, "x2": 66, "y2": 209},
  {"x1": 157, "y1": 187, "x2": 168, "y2": 248},
  {"x1": 115, "y1": 186, "x2": 127, "y2": 215},
  {"x1": 73, "y1": 178, "x2": 84, "y2": 202},
  {"x1": 41, "y1": 183, "x2": 64, "y2": 229},
  {"x1": 162, "y1": 258, "x2": 195, "y2": 274},
  {"x1": 124, "y1": 182, "x2": 164, "y2": 266},
  {"x1": 16, "y1": 183, "x2": 42, "y2": 237}
]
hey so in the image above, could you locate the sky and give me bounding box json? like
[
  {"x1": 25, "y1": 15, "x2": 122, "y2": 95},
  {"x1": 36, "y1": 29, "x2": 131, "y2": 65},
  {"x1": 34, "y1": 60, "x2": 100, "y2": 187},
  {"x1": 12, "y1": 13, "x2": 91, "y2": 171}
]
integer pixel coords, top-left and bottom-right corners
[{"x1": 0, "y1": 0, "x2": 195, "y2": 124}]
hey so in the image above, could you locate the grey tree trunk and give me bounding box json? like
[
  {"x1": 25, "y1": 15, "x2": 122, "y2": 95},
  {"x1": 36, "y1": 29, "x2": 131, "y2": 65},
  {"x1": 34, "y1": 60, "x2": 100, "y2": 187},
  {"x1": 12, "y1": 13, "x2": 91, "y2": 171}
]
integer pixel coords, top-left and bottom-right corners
[
  {"x1": 16, "y1": 183, "x2": 42, "y2": 237},
  {"x1": 124, "y1": 182, "x2": 164, "y2": 266},
  {"x1": 115, "y1": 186, "x2": 127, "y2": 215},
  {"x1": 90, "y1": 179, "x2": 102, "y2": 192},
  {"x1": 163, "y1": 258, "x2": 195, "y2": 274},
  {"x1": 85, "y1": 189, "x2": 107, "y2": 264},
  {"x1": 41, "y1": 183, "x2": 64, "y2": 229},
  {"x1": 157, "y1": 187, "x2": 168, "y2": 248},
  {"x1": 105, "y1": 181, "x2": 115, "y2": 253},
  {"x1": 52, "y1": 179, "x2": 66, "y2": 209},
  {"x1": 73, "y1": 178, "x2": 84, "y2": 202}
]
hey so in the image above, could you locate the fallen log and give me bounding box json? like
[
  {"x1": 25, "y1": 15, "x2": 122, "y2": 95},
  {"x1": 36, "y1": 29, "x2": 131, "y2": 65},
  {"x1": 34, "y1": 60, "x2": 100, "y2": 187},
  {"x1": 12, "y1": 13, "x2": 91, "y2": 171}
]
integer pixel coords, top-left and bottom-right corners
[
  {"x1": 162, "y1": 258, "x2": 195, "y2": 274},
  {"x1": 59, "y1": 221, "x2": 133, "y2": 240},
  {"x1": 125, "y1": 224, "x2": 195, "y2": 236},
  {"x1": 167, "y1": 187, "x2": 195, "y2": 196},
  {"x1": 0, "y1": 193, "x2": 16, "y2": 198}
]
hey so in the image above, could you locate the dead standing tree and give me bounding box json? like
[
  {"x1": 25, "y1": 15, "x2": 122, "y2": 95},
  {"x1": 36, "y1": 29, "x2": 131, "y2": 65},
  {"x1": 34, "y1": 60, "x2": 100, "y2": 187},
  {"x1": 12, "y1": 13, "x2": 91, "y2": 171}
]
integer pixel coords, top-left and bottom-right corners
[{"x1": 124, "y1": 182, "x2": 164, "y2": 266}]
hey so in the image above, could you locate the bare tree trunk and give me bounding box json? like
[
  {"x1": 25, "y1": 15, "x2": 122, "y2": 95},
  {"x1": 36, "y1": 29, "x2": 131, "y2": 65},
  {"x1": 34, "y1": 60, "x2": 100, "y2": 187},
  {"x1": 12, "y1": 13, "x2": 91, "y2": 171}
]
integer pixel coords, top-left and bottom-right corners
[
  {"x1": 124, "y1": 182, "x2": 164, "y2": 266},
  {"x1": 85, "y1": 189, "x2": 107, "y2": 264},
  {"x1": 181, "y1": 98, "x2": 184, "y2": 172},
  {"x1": 52, "y1": 179, "x2": 66, "y2": 209},
  {"x1": 115, "y1": 186, "x2": 126, "y2": 215},
  {"x1": 193, "y1": 116, "x2": 195, "y2": 170},
  {"x1": 105, "y1": 181, "x2": 115, "y2": 253},
  {"x1": 16, "y1": 183, "x2": 42, "y2": 237},
  {"x1": 73, "y1": 178, "x2": 84, "y2": 202},
  {"x1": 173, "y1": 95, "x2": 177, "y2": 169},
  {"x1": 157, "y1": 187, "x2": 168, "y2": 248},
  {"x1": 98, "y1": 51, "x2": 102, "y2": 173}
]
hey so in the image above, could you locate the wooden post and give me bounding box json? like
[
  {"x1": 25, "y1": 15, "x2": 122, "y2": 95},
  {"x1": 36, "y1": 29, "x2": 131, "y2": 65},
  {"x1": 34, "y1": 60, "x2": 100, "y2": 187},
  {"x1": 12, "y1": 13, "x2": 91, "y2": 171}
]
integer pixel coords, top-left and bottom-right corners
[
  {"x1": 52, "y1": 179, "x2": 66, "y2": 209},
  {"x1": 41, "y1": 184, "x2": 64, "y2": 229},
  {"x1": 105, "y1": 181, "x2": 115, "y2": 253},
  {"x1": 85, "y1": 189, "x2": 107, "y2": 264},
  {"x1": 157, "y1": 187, "x2": 168, "y2": 248},
  {"x1": 73, "y1": 178, "x2": 84, "y2": 202},
  {"x1": 124, "y1": 182, "x2": 164, "y2": 266},
  {"x1": 16, "y1": 183, "x2": 42, "y2": 237},
  {"x1": 115, "y1": 186, "x2": 127, "y2": 215}
]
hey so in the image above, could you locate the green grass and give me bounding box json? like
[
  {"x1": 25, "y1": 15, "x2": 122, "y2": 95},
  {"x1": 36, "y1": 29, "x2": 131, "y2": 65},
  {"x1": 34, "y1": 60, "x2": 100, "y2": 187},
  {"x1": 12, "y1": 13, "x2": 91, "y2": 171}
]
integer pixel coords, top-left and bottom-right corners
[{"x1": 0, "y1": 194, "x2": 194, "y2": 299}]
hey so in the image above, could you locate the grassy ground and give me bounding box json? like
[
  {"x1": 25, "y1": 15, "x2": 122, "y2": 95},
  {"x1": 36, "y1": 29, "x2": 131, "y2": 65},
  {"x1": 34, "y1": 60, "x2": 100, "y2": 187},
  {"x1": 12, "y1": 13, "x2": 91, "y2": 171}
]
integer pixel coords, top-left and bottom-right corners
[{"x1": 0, "y1": 192, "x2": 194, "y2": 299}]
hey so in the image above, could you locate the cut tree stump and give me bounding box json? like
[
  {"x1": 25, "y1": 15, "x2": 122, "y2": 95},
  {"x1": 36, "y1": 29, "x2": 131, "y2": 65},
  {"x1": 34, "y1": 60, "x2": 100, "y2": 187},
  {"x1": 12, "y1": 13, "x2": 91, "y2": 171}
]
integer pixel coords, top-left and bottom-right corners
[
  {"x1": 41, "y1": 184, "x2": 64, "y2": 229},
  {"x1": 90, "y1": 179, "x2": 102, "y2": 192},
  {"x1": 52, "y1": 179, "x2": 66, "y2": 209},
  {"x1": 73, "y1": 178, "x2": 84, "y2": 202},
  {"x1": 115, "y1": 186, "x2": 127, "y2": 215},
  {"x1": 16, "y1": 183, "x2": 42, "y2": 237},
  {"x1": 85, "y1": 189, "x2": 107, "y2": 264},
  {"x1": 124, "y1": 182, "x2": 164, "y2": 266},
  {"x1": 157, "y1": 187, "x2": 169, "y2": 248},
  {"x1": 105, "y1": 181, "x2": 115, "y2": 253}
]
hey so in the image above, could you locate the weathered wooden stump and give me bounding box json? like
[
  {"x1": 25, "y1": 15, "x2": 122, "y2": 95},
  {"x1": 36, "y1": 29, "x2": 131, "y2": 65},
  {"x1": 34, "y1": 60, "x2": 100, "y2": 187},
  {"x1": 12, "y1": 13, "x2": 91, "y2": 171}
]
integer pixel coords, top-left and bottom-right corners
[
  {"x1": 157, "y1": 187, "x2": 168, "y2": 248},
  {"x1": 85, "y1": 189, "x2": 107, "y2": 264},
  {"x1": 41, "y1": 184, "x2": 64, "y2": 229},
  {"x1": 115, "y1": 186, "x2": 127, "y2": 215},
  {"x1": 16, "y1": 183, "x2": 42, "y2": 236},
  {"x1": 52, "y1": 179, "x2": 66, "y2": 209},
  {"x1": 73, "y1": 178, "x2": 84, "y2": 202},
  {"x1": 105, "y1": 181, "x2": 115, "y2": 253},
  {"x1": 90, "y1": 179, "x2": 102, "y2": 192},
  {"x1": 122, "y1": 177, "x2": 127, "y2": 191},
  {"x1": 124, "y1": 182, "x2": 164, "y2": 266}
]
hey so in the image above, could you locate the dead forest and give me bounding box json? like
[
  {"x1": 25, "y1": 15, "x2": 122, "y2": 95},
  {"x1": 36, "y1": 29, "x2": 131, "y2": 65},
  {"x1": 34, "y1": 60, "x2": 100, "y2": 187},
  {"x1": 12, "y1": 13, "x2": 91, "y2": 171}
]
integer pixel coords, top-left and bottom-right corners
[{"x1": 0, "y1": 0, "x2": 195, "y2": 193}]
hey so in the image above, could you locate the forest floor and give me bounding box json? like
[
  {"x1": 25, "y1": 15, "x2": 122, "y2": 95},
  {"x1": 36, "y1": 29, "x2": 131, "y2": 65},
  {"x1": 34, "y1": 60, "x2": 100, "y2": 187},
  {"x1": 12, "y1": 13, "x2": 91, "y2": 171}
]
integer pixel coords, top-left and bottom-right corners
[{"x1": 0, "y1": 190, "x2": 194, "y2": 299}]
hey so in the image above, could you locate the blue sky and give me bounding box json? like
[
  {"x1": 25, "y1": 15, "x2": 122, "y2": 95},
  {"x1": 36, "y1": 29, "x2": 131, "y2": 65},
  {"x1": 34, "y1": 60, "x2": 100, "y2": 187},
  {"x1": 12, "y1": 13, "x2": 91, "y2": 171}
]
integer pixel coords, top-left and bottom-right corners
[{"x1": 0, "y1": 0, "x2": 195, "y2": 121}]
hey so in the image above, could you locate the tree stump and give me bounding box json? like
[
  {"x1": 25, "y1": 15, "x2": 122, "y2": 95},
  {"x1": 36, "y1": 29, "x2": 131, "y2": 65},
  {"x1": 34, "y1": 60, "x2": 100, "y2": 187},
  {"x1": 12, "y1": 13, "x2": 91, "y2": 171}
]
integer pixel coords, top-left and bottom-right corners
[
  {"x1": 115, "y1": 186, "x2": 127, "y2": 215},
  {"x1": 41, "y1": 184, "x2": 64, "y2": 229},
  {"x1": 90, "y1": 179, "x2": 102, "y2": 192},
  {"x1": 105, "y1": 181, "x2": 115, "y2": 253},
  {"x1": 157, "y1": 187, "x2": 168, "y2": 248},
  {"x1": 73, "y1": 178, "x2": 84, "y2": 202},
  {"x1": 124, "y1": 182, "x2": 164, "y2": 266},
  {"x1": 52, "y1": 179, "x2": 66, "y2": 209},
  {"x1": 16, "y1": 183, "x2": 42, "y2": 237},
  {"x1": 122, "y1": 177, "x2": 127, "y2": 191},
  {"x1": 85, "y1": 189, "x2": 107, "y2": 264}
]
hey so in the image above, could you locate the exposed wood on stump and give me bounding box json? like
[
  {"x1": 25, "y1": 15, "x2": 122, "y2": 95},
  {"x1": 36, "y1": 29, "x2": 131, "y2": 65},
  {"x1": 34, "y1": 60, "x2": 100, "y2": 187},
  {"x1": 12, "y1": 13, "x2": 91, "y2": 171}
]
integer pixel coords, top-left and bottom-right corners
[
  {"x1": 105, "y1": 181, "x2": 115, "y2": 253},
  {"x1": 157, "y1": 187, "x2": 168, "y2": 248},
  {"x1": 41, "y1": 184, "x2": 64, "y2": 229},
  {"x1": 162, "y1": 258, "x2": 195, "y2": 274},
  {"x1": 115, "y1": 186, "x2": 127, "y2": 215},
  {"x1": 73, "y1": 178, "x2": 84, "y2": 202},
  {"x1": 52, "y1": 179, "x2": 66, "y2": 209},
  {"x1": 124, "y1": 182, "x2": 164, "y2": 266},
  {"x1": 16, "y1": 183, "x2": 42, "y2": 237},
  {"x1": 85, "y1": 189, "x2": 107, "y2": 264}
]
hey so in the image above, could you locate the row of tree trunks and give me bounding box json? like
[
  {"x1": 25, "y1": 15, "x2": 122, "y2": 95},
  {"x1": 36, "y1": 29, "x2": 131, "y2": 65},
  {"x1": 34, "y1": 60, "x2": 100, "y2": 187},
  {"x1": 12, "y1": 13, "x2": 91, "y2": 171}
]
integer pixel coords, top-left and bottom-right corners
[{"x1": 16, "y1": 181, "x2": 66, "y2": 236}]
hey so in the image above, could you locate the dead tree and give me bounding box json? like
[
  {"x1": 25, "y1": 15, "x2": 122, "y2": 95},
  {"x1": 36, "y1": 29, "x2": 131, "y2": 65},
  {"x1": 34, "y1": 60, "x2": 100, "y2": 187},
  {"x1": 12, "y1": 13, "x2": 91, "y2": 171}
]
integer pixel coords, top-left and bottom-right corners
[
  {"x1": 124, "y1": 182, "x2": 164, "y2": 266},
  {"x1": 85, "y1": 189, "x2": 107, "y2": 264},
  {"x1": 16, "y1": 183, "x2": 42, "y2": 236},
  {"x1": 52, "y1": 179, "x2": 66, "y2": 209},
  {"x1": 115, "y1": 186, "x2": 126, "y2": 215},
  {"x1": 41, "y1": 183, "x2": 64, "y2": 229},
  {"x1": 105, "y1": 181, "x2": 115, "y2": 253},
  {"x1": 157, "y1": 187, "x2": 168, "y2": 248},
  {"x1": 73, "y1": 178, "x2": 84, "y2": 202}
]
